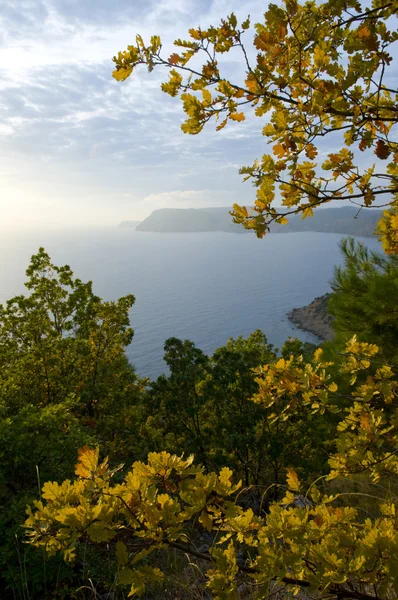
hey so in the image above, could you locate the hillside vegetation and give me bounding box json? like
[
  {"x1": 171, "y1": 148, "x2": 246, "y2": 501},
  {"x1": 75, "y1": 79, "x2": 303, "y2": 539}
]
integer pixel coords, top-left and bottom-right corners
[
  {"x1": 136, "y1": 206, "x2": 383, "y2": 236},
  {"x1": 1, "y1": 0, "x2": 397, "y2": 598}
]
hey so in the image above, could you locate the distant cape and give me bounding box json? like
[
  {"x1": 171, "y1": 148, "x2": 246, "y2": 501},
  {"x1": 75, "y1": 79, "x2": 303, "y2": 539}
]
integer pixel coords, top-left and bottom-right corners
[
  {"x1": 135, "y1": 206, "x2": 383, "y2": 237},
  {"x1": 118, "y1": 220, "x2": 142, "y2": 229}
]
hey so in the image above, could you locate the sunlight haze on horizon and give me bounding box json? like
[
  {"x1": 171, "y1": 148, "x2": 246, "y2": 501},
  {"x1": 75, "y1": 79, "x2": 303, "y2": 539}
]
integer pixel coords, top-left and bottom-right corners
[
  {"x1": 1, "y1": 0, "x2": 394, "y2": 229},
  {"x1": 0, "y1": 0, "x2": 274, "y2": 229}
]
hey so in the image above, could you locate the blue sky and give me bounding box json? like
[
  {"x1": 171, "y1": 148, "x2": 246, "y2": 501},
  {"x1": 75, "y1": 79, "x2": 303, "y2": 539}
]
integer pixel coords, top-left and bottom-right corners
[
  {"x1": 0, "y1": 0, "x2": 271, "y2": 228},
  {"x1": 1, "y1": 1, "x2": 396, "y2": 228}
]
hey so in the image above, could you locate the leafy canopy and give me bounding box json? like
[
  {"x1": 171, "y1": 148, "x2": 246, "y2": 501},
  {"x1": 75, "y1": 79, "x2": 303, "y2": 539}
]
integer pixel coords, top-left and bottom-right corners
[
  {"x1": 147, "y1": 332, "x2": 329, "y2": 491},
  {"x1": 26, "y1": 339, "x2": 398, "y2": 600},
  {"x1": 0, "y1": 247, "x2": 135, "y2": 413},
  {"x1": 112, "y1": 0, "x2": 398, "y2": 251},
  {"x1": 17, "y1": 2, "x2": 398, "y2": 597},
  {"x1": 328, "y1": 237, "x2": 398, "y2": 362},
  {"x1": 0, "y1": 249, "x2": 140, "y2": 598}
]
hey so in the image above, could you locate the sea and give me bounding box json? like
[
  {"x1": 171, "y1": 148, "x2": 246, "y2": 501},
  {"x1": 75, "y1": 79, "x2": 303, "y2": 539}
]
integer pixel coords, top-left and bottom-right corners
[{"x1": 0, "y1": 229, "x2": 381, "y2": 379}]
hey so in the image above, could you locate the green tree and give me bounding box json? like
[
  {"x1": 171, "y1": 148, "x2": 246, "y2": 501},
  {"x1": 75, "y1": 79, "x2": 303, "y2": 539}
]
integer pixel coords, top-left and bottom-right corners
[
  {"x1": 147, "y1": 332, "x2": 332, "y2": 496},
  {"x1": 328, "y1": 237, "x2": 398, "y2": 363},
  {"x1": 0, "y1": 248, "x2": 135, "y2": 417},
  {"x1": 112, "y1": 0, "x2": 398, "y2": 251},
  {"x1": 202, "y1": 331, "x2": 277, "y2": 487},
  {"x1": 0, "y1": 249, "x2": 141, "y2": 598},
  {"x1": 25, "y1": 338, "x2": 398, "y2": 600},
  {"x1": 17, "y1": 1, "x2": 398, "y2": 597},
  {"x1": 148, "y1": 337, "x2": 211, "y2": 468}
]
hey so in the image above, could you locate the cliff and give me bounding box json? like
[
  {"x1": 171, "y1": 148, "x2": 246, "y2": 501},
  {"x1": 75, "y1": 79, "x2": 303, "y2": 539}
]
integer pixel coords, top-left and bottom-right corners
[
  {"x1": 118, "y1": 221, "x2": 142, "y2": 229},
  {"x1": 136, "y1": 206, "x2": 383, "y2": 236},
  {"x1": 136, "y1": 208, "x2": 244, "y2": 233},
  {"x1": 288, "y1": 293, "x2": 334, "y2": 341}
]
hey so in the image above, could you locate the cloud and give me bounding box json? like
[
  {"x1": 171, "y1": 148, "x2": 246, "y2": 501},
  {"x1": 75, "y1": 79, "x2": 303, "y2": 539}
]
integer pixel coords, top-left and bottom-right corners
[
  {"x1": 144, "y1": 190, "x2": 202, "y2": 202},
  {"x1": 1, "y1": 0, "x2": 394, "y2": 229},
  {"x1": 0, "y1": 123, "x2": 13, "y2": 136},
  {"x1": 138, "y1": 188, "x2": 236, "y2": 213},
  {"x1": 142, "y1": 190, "x2": 207, "y2": 211},
  {"x1": 0, "y1": 1, "x2": 278, "y2": 228}
]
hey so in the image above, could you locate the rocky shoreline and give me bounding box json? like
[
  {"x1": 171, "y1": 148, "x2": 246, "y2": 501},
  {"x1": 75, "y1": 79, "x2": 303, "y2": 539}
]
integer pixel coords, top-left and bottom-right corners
[{"x1": 288, "y1": 293, "x2": 334, "y2": 341}]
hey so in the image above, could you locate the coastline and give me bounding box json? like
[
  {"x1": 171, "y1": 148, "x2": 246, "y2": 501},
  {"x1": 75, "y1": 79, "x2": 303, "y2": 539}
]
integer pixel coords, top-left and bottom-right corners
[{"x1": 287, "y1": 293, "x2": 334, "y2": 342}]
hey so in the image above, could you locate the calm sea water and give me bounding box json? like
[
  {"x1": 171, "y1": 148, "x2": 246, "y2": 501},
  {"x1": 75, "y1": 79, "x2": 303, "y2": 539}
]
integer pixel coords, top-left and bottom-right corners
[{"x1": 0, "y1": 229, "x2": 381, "y2": 379}]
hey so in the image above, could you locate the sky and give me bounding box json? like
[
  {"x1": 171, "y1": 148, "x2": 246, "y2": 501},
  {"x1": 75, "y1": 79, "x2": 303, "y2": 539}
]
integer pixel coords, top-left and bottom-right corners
[
  {"x1": 0, "y1": 0, "x2": 273, "y2": 228},
  {"x1": 0, "y1": 1, "x2": 396, "y2": 229}
]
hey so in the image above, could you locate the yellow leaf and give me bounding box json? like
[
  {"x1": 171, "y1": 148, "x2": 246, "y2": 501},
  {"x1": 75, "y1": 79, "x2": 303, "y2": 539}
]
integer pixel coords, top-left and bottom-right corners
[
  {"x1": 224, "y1": 540, "x2": 237, "y2": 564},
  {"x1": 188, "y1": 28, "x2": 201, "y2": 40},
  {"x1": 314, "y1": 348, "x2": 323, "y2": 361},
  {"x1": 42, "y1": 481, "x2": 62, "y2": 502},
  {"x1": 275, "y1": 358, "x2": 287, "y2": 369},
  {"x1": 380, "y1": 503, "x2": 396, "y2": 516},
  {"x1": 216, "y1": 118, "x2": 228, "y2": 131},
  {"x1": 199, "y1": 511, "x2": 213, "y2": 531},
  {"x1": 202, "y1": 89, "x2": 212, "y2": 105},
  {"x1": 112, "y1": 67, "x2": 133, "y2": 82},
  {"x1": 87, "y1": 522, "x2": 114, "y2": 543},
  {"x1": 305, "y1": 144, "x2": 318, "y2": 160},
  {"x1": 275, "y1": 111, "x2": 287, "y2": 130},
  {"x1": 230, "y1": 112, "x2": 245, "y2": 122},
  {"x1": 75, "y1": 446, "x2": 99, "y2": 478},
  {"x1": 136, "y1": 34, "x2": 144, "y2": 47},
  {"x1": 168, "y1": 53, "x2": 180, "y2": 65},
  {"x1": 219, "y1": 466, "x2": 233, "y2": 487},
  {"x1": 286, "y1": 467, "x2": 300, "y2": 492},
  {"x1": 302, "y1": 207, "x2": 313, "y2": 219},
  {"x1": 313, "y1": 47, "x2": 329, "y2": 68},
  {"x1": 273, "y1": 142, "x2": 285, "y2": 158}
]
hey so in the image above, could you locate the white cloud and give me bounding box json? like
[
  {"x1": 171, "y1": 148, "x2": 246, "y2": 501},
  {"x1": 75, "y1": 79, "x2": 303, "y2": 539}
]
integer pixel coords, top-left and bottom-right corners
[
  {"x1": 143, "y1": 190, "x2": 203, "y2": 203},
  {"x1": 138, "y1": 189, "x2": 232, "y2": 212},
  {"x1": 1, "y1": 0, "x2": 395, "y2": 230},
  {"x1": 0, "y1": 123, "x2": 13, "y2": 136},
  {"x1": 0, "y1": 1, "x2": 273, "y2": 229}
]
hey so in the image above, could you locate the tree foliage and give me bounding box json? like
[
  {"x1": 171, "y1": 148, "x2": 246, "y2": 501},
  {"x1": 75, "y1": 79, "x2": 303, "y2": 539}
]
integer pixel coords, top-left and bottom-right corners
[
  {"x1": 146, "y1": 332, "x2": 330, "y2": 493},
  {"x1": 5, "y1": 2, "x2": 398, "y2": 598},
  {"x1": 112, "y1": 0, "x2": 398, "y2": 250},
  {"x1": 328, "y1": 237, "x2": 398, "y2": 363},
  {"x1": 0, "y1": 247, "x2": 135, "y2": 415},
  {"x1": 0, "y1": 249, "x2": 142, "y2": 597},
  {"x1": 26, "y1": 339, "x2": 398, "y2": 600}
]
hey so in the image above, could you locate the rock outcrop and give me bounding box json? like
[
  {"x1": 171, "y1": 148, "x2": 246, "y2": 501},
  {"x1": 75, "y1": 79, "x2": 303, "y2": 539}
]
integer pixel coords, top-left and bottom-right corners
[{"x1": 288, "y1": 293, "x2": 334, "y2": 341}]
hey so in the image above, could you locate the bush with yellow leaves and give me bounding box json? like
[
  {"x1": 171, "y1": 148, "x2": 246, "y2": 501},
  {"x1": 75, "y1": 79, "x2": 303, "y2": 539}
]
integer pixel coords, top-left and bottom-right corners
[{"x1": 26, "y1": 338, "x2": 398, "y2": 600}]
